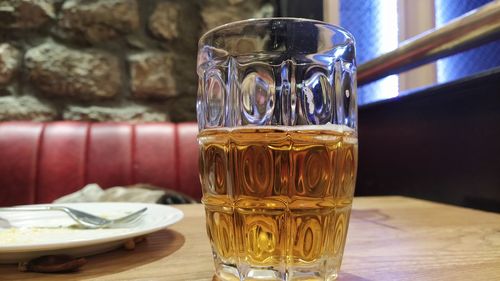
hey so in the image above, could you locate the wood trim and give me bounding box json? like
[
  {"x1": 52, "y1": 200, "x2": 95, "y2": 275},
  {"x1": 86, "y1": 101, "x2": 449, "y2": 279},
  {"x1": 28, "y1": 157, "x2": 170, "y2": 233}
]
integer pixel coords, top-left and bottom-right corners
[
  {"x1": 323, "y1": 0, "x2": 340, "y2": 26},
  {"x1": 398, "y1": 0, "x2": 437, "y2": 91}
]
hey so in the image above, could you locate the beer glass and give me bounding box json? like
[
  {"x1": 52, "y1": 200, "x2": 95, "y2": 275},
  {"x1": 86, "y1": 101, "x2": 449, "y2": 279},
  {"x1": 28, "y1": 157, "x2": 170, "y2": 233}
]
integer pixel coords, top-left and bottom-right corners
[{"x1": 197, "y1": 18, "x2": 357, "y2": 281}]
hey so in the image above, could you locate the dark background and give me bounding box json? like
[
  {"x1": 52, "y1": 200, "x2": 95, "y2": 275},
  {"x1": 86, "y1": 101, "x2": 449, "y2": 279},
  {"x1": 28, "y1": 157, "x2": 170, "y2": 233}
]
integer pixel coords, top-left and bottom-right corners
[{"x1": 277, "y1": 0, "x2": 324, "y2": 20}]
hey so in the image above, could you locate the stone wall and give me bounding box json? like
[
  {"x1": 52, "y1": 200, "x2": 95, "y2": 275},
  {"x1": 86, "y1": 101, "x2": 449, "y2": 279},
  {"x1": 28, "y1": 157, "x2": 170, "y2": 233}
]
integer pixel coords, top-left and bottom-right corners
[{"x1": 0, "y1": 0, "x2": 273, "y2": 122}]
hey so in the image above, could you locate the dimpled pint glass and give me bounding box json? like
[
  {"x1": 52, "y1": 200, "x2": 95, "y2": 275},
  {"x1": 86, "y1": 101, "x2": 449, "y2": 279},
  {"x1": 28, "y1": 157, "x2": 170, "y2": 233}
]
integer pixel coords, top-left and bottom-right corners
[{"x1": 197, "y1": 18, "x2": 357, "y2": 281}]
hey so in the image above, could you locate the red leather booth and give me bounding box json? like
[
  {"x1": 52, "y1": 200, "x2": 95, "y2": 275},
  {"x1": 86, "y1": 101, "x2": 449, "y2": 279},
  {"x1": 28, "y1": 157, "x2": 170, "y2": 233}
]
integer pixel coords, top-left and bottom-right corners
[{"x1": 0, "y1": 122, "x2": 200, "y2": 207}]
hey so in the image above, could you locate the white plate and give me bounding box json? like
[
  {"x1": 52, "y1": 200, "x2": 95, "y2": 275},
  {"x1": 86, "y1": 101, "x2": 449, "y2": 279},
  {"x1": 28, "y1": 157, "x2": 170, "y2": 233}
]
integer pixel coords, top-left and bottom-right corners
[{"x1": 0, "y1": 202, "x2": 183, "y2": 263}]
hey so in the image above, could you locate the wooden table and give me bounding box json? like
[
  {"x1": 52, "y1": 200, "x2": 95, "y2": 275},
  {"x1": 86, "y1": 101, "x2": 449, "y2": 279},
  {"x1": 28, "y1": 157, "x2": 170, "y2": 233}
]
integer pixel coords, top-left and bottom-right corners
[{"x1": 1, "y1": 196, "x2": 500, "y2": 280}]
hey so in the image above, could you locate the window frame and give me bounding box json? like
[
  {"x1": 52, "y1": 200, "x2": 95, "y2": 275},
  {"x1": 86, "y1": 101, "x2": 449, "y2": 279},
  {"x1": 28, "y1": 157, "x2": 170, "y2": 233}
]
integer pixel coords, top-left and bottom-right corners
[{"x1": 323, "y1": 0, "x2": 437, "y2": 92}]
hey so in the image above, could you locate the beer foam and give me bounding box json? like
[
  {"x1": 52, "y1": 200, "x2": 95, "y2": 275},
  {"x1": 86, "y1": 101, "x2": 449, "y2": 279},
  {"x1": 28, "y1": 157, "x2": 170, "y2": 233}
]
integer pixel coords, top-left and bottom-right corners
[{"x1": 203, "y1": 123, "x2": 356, "y2": 133}]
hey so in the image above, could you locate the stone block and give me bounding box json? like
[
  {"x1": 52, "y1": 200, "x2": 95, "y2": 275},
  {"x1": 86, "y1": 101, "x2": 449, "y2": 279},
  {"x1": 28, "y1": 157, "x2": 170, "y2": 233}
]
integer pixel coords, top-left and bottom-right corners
[
  {"x1": 25, "y1": 42, "x2": 121, "y2": 100},
  {"x1": 0, "y1": 95, "x2": 56, "y2": 121},
  {"x1": 0, "y1": 0, "x2": 54, "y2": 29},
  {"x1": 63, "y1": 104, "x2": 169, "y2": 122},
  {"x1": 201, "y1": 0, "x2": 274, "y2": 33},
  {"x1": 0, "y1": 43, "x2": 21, "y2": 87},
  {"x1": 129, "y1": 52, "x2": 177, "y2": 99},
  {"x1": 59, "y1": 0, "x2": 139, "y2": 43},
  {"x1": 148, "y1": 2, "x2": 180, "y2": 41}
]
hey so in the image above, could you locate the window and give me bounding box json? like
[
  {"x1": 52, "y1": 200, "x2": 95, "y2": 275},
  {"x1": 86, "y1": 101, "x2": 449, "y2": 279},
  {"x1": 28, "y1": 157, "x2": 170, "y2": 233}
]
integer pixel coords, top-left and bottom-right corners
[
  {"x1": 435, "y1": 0, "x2": 500, "y2": 82},
  {"x1": 324, "y1": 0, "x2": 500, "y2": 105},
  {"x1": 337, "y1": 0, "x2": 400, "y2": 105}
]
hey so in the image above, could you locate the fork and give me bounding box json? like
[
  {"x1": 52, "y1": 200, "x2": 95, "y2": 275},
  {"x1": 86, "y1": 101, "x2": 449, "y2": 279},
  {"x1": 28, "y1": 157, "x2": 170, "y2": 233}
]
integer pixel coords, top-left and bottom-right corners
[{"x1": 0, "y1": 206, "x2": 147, "y2": 229}]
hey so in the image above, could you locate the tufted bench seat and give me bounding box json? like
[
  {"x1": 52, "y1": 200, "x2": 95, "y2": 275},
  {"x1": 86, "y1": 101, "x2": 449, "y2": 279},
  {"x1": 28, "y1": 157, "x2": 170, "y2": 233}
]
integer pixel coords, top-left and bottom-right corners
[{"x1": 0, "y1": 122, "x2": 200, "y2": 206}]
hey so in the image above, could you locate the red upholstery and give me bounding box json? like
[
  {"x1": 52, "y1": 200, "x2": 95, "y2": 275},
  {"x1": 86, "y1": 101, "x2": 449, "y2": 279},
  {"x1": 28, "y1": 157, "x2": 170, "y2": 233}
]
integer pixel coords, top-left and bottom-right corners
[
  {"x1": 37, "y1": 122, "x2": 88, "y2": 203},
  {"x1": 134, "y1": 123, "x2": 177, "y2": 190},
  {"x1": 87, "y1": 124, "x2": 134, "y2": 189},
  {"x1": 176, "y1": 123, "x2": 201, "y2": 199},
  {"x1": 0, "y1": 123, "x2": 43, "y2": 205},
  {"x1": 0, "y1": 122, "x2": 201, "y2": 206}
]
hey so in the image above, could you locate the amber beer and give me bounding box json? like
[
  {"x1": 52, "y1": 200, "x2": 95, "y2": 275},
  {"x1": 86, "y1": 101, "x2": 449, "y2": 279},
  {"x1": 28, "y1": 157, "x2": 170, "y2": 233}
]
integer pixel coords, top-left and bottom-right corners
[{"x1": 199, "y1": 125, "x2": 357, "y2": 275}]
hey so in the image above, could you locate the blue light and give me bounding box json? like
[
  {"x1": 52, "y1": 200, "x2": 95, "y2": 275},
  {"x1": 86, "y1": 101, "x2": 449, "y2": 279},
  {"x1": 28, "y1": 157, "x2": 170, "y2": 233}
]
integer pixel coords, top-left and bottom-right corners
[
  {"x1": 435, "y1": 0, "x2": 500, "y2": 83},
  {"x1": 340, "y1": 0, "x2": 399, "y2": 105}
]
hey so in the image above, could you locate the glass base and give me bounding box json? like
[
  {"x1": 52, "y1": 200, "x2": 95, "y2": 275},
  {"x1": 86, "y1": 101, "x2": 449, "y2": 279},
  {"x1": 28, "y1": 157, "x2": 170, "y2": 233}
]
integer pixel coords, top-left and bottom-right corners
[
  {"x1": 214, "y1": 262, "x2": 339, "y2": 281},
  {"x1": 206, "y1": 203, "x2": 351, "y2": 281}
]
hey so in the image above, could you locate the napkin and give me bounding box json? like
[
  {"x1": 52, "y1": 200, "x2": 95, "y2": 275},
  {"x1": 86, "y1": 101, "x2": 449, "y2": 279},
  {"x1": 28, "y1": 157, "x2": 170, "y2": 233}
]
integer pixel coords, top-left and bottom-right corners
[{"x1": 54, "y1": 183, "x2": 195, "y2": 204}]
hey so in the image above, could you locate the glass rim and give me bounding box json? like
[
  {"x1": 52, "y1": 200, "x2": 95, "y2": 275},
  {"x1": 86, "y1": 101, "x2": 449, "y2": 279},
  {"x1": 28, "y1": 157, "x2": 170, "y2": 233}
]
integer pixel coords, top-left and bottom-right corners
[{"x1": 198, "y1": 17, "x2": 355, "y2": 47}]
